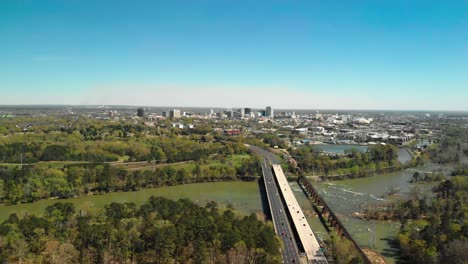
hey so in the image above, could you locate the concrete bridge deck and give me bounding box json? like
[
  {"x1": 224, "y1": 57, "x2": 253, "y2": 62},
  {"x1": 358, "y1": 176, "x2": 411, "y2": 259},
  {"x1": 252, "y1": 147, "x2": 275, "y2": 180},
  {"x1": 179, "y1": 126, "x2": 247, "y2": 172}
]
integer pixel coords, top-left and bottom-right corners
[
  {"x1": 261, "y1": 161, "x2": 299, "y2": 263},
  {"x1": 250, "y1": 145, "x2": 328, "y2": 263},
  {"x1": 272, "y1": 164, "x2": 327, "y2": 263}
]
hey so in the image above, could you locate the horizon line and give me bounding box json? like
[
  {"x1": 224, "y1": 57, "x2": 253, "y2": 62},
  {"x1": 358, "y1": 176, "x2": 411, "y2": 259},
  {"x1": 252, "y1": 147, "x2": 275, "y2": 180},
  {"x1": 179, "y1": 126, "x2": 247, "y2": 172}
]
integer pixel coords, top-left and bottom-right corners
[{"x1": 0, "y1": 104, "x2": 467, "y2": 113}]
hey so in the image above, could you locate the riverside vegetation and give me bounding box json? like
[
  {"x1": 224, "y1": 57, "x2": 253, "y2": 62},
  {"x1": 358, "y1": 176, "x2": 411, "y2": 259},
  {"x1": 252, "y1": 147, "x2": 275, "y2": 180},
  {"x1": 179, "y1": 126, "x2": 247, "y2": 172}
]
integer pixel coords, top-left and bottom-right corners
[
  {"x1": 350, "y1": 128, "x2": 468, "y2": 264},
  {"x1": 396, "y1": 128, "x2": 468, "y2": 264}
]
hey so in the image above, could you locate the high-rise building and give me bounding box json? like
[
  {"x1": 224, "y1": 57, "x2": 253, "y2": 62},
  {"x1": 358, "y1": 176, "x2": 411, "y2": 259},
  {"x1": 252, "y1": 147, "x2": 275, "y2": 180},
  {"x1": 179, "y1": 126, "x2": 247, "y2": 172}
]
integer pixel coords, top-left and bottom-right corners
[
  {"x1": 239, "y1": 108, "x2": 245, "y2": 116},
  {"x1": 244, "y1": 108, "x2": 252, "y2": 115},
  {"x1": 137, "y1": 107, "x2": 145, "y2": 117},
  {"x1": 225, "y1": 110, "x2": 234, "y2": 118},
  {"x1": 266, "y1": 106, "x2": 274, "y2": 118},
  {"x1": 170, "y1": 109, "x2": 181, "y2": 118}
]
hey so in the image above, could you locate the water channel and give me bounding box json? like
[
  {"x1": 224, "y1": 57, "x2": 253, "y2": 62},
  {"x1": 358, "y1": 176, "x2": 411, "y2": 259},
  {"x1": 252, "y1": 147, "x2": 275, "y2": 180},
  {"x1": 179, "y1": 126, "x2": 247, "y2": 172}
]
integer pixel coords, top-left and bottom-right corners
[{"x1": 314, "y1": 144, "x2": 368, "y2": 154}]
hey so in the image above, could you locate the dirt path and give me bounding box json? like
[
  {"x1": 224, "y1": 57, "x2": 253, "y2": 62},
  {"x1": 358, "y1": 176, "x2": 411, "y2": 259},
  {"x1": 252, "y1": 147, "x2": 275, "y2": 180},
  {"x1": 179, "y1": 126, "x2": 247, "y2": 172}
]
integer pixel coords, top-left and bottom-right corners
[
  {"x1": 112, "y1": 160, "x2": 193, "y2": 171},
  {"x1": 362, "y1": 248, "x2": 387, "y2": 264}
]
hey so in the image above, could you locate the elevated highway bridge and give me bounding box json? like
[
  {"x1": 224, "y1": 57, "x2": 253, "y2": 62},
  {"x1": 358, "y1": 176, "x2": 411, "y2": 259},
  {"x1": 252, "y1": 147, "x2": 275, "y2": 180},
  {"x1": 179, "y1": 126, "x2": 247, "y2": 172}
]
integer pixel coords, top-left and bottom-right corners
[{"x1": 252, "y1": 146, "x2": 328, "y2": 264}]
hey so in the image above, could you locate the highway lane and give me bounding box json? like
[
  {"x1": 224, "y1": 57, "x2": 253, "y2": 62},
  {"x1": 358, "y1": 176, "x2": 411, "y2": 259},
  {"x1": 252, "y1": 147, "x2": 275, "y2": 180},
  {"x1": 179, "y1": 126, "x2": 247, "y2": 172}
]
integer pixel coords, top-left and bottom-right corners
[
  {"x1": 253, "y1": 145, "x2": 298, "y2": 262},
  {"x1": 253, "y1": 145, "x2": 329, "y2": 264},
  {"x1": 261, "y1": 160, "x2": 300, "y2": 264},
  {"x1": 250, "y1": 145, "x2": 281, "y2": 164}
]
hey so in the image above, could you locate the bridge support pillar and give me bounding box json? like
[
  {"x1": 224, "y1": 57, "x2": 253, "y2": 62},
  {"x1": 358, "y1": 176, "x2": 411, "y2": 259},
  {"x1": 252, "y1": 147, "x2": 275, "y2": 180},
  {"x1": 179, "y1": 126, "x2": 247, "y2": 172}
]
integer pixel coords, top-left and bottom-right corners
[{"x1": 322, "y1": 206, "x2": 328, "y2": 215}]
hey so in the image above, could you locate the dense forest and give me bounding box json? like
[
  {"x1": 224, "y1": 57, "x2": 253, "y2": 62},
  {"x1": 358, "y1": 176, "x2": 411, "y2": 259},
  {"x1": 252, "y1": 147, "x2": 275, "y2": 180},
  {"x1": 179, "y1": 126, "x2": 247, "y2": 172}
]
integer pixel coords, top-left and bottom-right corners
[
  {"x1": 0, "y1": 130, "x2": 247, "y2": 163},
  {"x1": 397, "y1": 174, "x2": 468, "y2": 264},
  {"x1": 0, "y1": 197, "x2": 282, "y2": 263}
]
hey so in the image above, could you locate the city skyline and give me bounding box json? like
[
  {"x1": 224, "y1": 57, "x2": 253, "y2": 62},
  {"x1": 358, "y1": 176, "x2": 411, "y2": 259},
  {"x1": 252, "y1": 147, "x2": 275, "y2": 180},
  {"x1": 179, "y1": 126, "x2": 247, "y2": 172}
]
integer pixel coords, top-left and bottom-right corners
[{"x1": 1, "y1": 1, "x2": 467, "y2": 110}]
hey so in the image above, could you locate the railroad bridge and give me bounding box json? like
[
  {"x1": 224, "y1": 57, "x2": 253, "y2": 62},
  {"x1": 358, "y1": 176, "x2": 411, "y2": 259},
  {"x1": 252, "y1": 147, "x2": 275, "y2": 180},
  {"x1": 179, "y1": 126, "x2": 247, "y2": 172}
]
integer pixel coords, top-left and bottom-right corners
[{"x1": 298, "y1": 175, "x2": 372, "y2": 264}]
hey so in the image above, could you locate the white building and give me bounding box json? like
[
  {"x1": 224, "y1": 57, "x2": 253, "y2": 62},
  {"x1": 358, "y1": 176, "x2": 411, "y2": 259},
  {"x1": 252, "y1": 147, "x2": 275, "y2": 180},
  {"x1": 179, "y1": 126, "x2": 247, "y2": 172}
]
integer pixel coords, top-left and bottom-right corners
[
  {"x1": 171, "y1": 123, "x2": 184, "y2": 129},
  {"x1": 170, "y1": 109, "x2": 181, "y2": 118}
]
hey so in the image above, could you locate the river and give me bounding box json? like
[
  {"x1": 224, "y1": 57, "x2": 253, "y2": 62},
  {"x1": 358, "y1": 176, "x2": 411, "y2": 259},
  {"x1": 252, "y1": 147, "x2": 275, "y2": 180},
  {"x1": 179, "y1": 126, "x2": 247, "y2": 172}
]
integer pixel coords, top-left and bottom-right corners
[
  {"x1": 305, "y1": 161, "x2": 453, "y2": 263},
  {"x1": 314, "y1": 144, "x2": 368, "y2": 154}
]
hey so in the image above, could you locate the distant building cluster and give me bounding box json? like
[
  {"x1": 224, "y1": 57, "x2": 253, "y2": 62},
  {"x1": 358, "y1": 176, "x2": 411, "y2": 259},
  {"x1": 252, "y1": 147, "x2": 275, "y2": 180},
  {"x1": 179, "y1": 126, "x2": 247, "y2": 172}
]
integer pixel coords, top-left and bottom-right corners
[
  {"x1": 16, "y1": 104, "x2": 447, "y2": 149},
  {"x1": 269, "y1": 111, "x2": 437, "y2": 147},
  {"x1": 1, "y1": 105, "x2": 455, "y2": 151},
  {"x1": 205, "y1": 106, "x2": 275, "y2": 120}
]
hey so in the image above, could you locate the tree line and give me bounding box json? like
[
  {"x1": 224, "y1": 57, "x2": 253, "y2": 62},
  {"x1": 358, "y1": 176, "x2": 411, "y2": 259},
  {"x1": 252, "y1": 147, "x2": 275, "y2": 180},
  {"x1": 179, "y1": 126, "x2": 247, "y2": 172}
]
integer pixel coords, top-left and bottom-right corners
[
  {"x1": 0, "y1": 155, "x2": 262, "y2": 205},
  {"x1": 0, "y1": 197, "x2": 282, "y2": 263},
  {"x1": 0, "y1": 131, "x2": 248, "y2": 163}
]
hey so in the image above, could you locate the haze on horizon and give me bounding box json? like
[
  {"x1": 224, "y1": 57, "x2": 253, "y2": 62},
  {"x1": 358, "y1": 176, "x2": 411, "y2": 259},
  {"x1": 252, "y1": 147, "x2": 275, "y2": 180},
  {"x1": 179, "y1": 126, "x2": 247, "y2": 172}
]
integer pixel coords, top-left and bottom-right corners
[{"x1": 1, "y1": 1, "x2": 467, "y2": 111}]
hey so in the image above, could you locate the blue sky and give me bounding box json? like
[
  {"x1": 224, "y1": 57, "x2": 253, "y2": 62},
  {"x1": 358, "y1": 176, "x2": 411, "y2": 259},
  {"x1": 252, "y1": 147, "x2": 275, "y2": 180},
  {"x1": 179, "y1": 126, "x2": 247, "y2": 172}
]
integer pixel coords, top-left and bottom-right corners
[{"x1": 1, "y1": 0, "x2": 467, "y2": 110}]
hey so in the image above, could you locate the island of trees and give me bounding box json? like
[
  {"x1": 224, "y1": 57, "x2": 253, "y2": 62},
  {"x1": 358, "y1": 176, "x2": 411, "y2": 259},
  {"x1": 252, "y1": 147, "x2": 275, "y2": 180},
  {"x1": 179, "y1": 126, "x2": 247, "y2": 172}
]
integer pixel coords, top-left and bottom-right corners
[{"x1": 289, "y1": 143, "x2": 402, "y2": 179}]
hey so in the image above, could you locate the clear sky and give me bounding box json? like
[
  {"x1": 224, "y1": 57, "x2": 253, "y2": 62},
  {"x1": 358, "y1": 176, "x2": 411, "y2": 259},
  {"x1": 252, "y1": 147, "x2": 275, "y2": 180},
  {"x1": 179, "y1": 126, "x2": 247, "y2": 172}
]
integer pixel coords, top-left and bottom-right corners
[{"x1": 1, "y1": 0, "x2": 467, "y2": 110}]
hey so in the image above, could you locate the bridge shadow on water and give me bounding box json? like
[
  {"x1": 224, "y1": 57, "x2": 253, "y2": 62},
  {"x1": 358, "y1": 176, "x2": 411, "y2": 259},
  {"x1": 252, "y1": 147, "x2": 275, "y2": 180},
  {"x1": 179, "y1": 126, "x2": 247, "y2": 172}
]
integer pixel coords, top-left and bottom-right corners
[
  {"x1": 297, "y1": 181, "x2": 332, "y2": 233},
  {"x1": 257, "y1": 179, "x2": 272, "y2": 220}
]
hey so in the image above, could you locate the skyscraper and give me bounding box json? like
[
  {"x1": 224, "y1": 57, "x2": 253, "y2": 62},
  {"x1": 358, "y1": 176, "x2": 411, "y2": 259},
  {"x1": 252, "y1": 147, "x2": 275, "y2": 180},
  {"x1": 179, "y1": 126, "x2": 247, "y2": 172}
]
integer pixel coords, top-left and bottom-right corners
[
  {"x1": 266, "y1": 106, "x2": 274, "y2": 118},
  {"x1": 137, "y1": 107, "x2": 145, "y2": 117},
  {"x1": 169, "y1": 109, "x2": 181, "y2": 118}
]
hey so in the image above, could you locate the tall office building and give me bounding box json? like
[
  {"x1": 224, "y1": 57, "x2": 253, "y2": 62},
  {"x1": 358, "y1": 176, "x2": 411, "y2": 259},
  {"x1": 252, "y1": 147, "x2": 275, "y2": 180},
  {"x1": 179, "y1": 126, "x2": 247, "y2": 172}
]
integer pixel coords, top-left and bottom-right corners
[
  {"x1": 169, "y1": 109, "x2": 181, "y2": 118},
  {"x1": 225, "y1": 110, "x2": 234, "y2": 118},
  {"x1": 266, "y1": 106, "x2": 274, "y2": 118},
  {"x1": 240, "y1": 108, "x2": 245, "y2": 116},
  {"x1": 137, "y1": 107, "x2": 145, "y2": 117}
]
